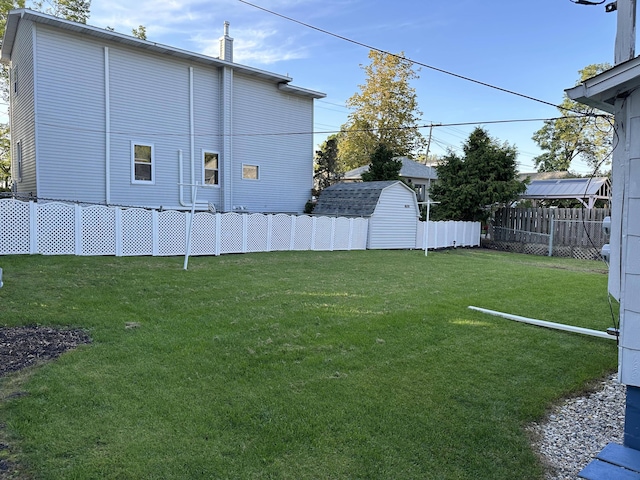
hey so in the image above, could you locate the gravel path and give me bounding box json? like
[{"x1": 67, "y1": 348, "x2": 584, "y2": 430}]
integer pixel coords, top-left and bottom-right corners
[{"x1": 529, "y1": 373, "x2": 625, "y2": 479}]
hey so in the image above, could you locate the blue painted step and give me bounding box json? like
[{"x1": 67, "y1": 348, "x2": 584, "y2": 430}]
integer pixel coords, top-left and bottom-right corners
[{"x1": 579, "y1": 443, "x2": 640, "y2": 479}]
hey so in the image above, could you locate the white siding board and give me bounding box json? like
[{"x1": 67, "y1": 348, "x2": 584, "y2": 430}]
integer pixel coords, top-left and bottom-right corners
[
  {"x1": 34, "y1": 25, "x2": 105, "y2": 203},
  {"x1": 232, "y1": 73, "x2": 314, "y2": 213},
  {"x1": 108, "y1": 47, "x2": 191, "y2": 208},
  {"x1": 11, "y1": 20, "x2": 37, "y2": 195},
  {"x1": 192, "y1": 66, "x2": 222, "y2": 207}
]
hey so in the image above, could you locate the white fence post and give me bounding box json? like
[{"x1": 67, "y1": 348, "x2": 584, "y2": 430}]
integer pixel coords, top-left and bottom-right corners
[
  {"x1": 242, "y1": 214, "x2": 248, "y2": 254},
  {"x1": 266, "y1": 214, "x2": 273, "y2": 252},
  {"x1": 152, "y1": 210, "x2": 159, "y2": 256},
  {"x1": 29, "y1": 201, "x2": 38, "y2": 254},
  {"x1": 290, "y1": 215, "x2": 297, "y2": 250},
  {"x1": 115, "y1": 207, "x2": 123, "y2": 256},
  {"x1": 215, "y1": 213, "x2": 221, "y2": 256},
  {"x1": 74, "y1": 204, "x2": 82, "y2": 255}
]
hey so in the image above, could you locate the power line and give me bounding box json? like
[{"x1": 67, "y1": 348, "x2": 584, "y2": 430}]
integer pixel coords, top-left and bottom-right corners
[
  {"x1": 35, "y1": 116, "x2": 575, "y2": 138},
  {"x1": 236, "y1": 0, "x2": 591, "y2": 115}
]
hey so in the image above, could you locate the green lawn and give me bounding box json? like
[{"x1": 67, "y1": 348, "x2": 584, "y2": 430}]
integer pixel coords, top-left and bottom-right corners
[{"x1": 0, "y1": 249, "x2": 617, "y2": 479}]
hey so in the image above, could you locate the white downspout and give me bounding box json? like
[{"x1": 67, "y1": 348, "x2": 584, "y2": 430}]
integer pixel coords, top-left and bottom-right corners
[
  {"x1": 181, "y1": 67, "x2": 207, "y2": 209},
  {"x1": 105, "y1": 47, "x2": 111, "y2": 204}
]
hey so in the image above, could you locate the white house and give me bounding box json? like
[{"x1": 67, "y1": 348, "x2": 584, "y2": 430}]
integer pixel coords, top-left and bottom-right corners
[
  {"x1": 313, "y1": 180, "x2": 420, "y2": 249},
  {"x1": 0, "y1": 9, "x2": 325, "y2": 213}
]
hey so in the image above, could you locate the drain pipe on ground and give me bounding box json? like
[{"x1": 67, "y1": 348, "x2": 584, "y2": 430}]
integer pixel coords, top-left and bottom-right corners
[{"x1": 468, "y1": 306, "x2": 616, "y2": 340}]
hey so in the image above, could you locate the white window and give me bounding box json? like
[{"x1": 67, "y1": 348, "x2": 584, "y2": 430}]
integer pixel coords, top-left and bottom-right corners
[
  {"x1": 242, "y1": 164, "x2": 259, "y2": 180},
  {"x1": 131, "y1": 142, "x2": 154, "y2": 184},
  {"x1": 12, "y1": 66, "x2": 18, "y2": 95},
  {"x1": 16, "y1": 141, "x2": 22, "y2": 182},
  {"x1": 203, "y1": 151, "x2": 219, "y2": 186}
]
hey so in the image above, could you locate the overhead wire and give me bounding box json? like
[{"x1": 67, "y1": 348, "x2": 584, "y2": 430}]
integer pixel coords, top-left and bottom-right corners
[{"x1": 236, "y1": 0, "x2": 604, "y2": 118}]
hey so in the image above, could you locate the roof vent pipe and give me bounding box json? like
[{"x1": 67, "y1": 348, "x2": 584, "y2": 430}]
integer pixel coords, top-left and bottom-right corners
[{"x1": 219, "y1": 21, "x2": 233, "y2": 62}]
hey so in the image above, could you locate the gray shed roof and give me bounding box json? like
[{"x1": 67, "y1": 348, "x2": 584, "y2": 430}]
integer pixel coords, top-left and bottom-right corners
[
  {"x1": 313, "y1": 180, "x2": 410, "y2": 217},
  {"x1": 343, "y1": 157, "x2": 438, "y2": 182},
  {"x1": 1, "y1": 9, "x2": 325, "y2": 99}
]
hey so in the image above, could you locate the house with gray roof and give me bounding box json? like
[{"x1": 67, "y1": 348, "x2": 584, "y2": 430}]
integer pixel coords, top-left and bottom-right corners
[
  {"x1": 342, "y1": 157, "x2": 437, "y2": 201},
  {"x1": 1, "y1": 9, "x2": 324, "y2": 213},
  {"x1": 313, "y1": 180, "x2": 420, "y2": 249}
]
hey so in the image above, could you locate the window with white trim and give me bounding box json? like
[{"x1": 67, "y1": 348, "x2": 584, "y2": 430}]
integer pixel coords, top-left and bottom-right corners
[
  {"x1": 242, "y1": 164, "x2": 259, "y2": 180},
  {"x1": 16, "y1": 141, "x2": 22, "y2": 182},
  {"x1": 132, "y1": 142, "x2": 154, "y2": 183},
  {"x1": 203, "y1": 151, "x2": 219, "y2": 185}
]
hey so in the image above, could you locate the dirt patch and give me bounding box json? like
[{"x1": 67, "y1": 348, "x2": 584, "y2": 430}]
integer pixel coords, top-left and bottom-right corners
[{"x1": 0, "y1": 326, "x2": 92, "y2": 479}]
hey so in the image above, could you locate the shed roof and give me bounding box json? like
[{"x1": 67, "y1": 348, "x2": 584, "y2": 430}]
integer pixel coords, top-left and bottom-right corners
[
  {"x1": 343, "y1": 157, "x2": 438, "y2": 182},
  {"x1": 313, "y1": 180, "x2": 412, "y2": 217},
  {"x1": 0, "y1": 9, "x2": 325, "y2": 99},
  {"x1": 521, "y1": 177, "x2": 611, "y2": 208}
]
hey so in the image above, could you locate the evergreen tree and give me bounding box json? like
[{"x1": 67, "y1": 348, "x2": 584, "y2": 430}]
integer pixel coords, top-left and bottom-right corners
[
  {"x1": 360, "y1": 144, "x2": 401, "y2": 182},
  {"x1": 430, "y1": 128, "x2": 527, "y2": 222},
  {"x1": 313, "y1": 135, "x2": 342, "y2": 194}
]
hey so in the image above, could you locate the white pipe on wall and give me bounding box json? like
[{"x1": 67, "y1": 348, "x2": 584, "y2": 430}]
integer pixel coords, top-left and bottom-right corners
[{"x1": 468, "y1": 306, "x2": 615, "y2": 340}]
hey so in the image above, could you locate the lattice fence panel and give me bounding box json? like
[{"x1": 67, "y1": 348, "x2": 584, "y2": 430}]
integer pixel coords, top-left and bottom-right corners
[
  {"x1": 37, "y1": 202, "x2": 75, "y2": 255},
  {"x1": 293, "y1": 215, "x2": 313, "y2": 251},
  {"x1": 81, "y1": 206, "x2": 116, "y2": 255},
  {"x1": 0, "y1": 199, "x2": 30, "y2": 254},
  {"x1": 190, "y1": 212, "x2": 217, "y2": 256},
  {"x1": 270, "y1": 214, "x2": 292, "y2": 251},
  {"x1": 158, "y1": 210, "x2": 186, "y2": 256},
  {"x1": 247, "y1": 214, "x2": 268, "y2": 253},
  {"x1": 220, "y1": 213, "x2": 243, "y2": 254},
  {"x1": 333, "y1": 218, "x2": 351, "y2": 250},
  {"x1": 122, "y1": 209, "x2": 153, "y2": 256},
  {"x1": 350, "y1": 218, "x2": 368, "y2": 250},
  {"x1": 313, "y1": 217, "x2": 333, "y2": 251}
]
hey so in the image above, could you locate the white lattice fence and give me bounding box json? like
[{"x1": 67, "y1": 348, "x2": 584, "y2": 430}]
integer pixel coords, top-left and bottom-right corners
[
  {"x1": 38, "y1": 203, "x2": 75, "y2": 255},
  {"x1": 82, "y1": 206, "x2": 116, "y2": 256},
  {"x1": 0, "y1": 199, "x2": 30, "y2": 254},
  {"x1": 121, "y1": 209, "x2": 154, "y2": 256},
  {"x1": 0, "y1": 199, "x2": 373, "y2": 257}
]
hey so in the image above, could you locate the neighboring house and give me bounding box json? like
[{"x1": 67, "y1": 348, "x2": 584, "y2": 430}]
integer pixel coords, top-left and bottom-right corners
[
  {"x1": 342, "y1": 157, "x2": 438, "y2": 202},
  {"x1": 1, "y1": 10, "x2": 325, "y2": 213},
  {"x1": 519, "y1": 177, "x2": 611, "y2": 209},
  {"x1": 313, "y1": 180, "x2": 420, "y2": 249}
]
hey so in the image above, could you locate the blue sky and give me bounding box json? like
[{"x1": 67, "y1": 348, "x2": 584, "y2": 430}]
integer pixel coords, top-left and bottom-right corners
[{"x1": 31, "y1": 0, "x2": 624, "y2": 173}]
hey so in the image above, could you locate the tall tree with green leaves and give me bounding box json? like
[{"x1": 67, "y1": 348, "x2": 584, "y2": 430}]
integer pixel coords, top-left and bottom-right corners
[
  {"x1": 360, "y1": 143, "x2": 401, "y2": 182},
  {"x1": 532, "y1": 63, "x2": 613, "y2": 174},
  {"x1": 338, "y1": 50, "x2": 426, "y2": 171},
  {"x1": 132, "y1": 25, "x2": 147, "y2": 40},
  {"x1": 313, "y1": 135, "x2": 342, "y2": 193},
  {"x1": 32, "y1": 0, "x2": 90, "y2": 23},
  {"x1": 430, "y1": 127, "x2": 527, "y2": 222}
]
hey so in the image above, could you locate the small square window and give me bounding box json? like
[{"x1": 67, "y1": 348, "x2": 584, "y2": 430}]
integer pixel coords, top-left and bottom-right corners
[{"x1": 242, "y1": 164, "x2": 259, "y2": 180}]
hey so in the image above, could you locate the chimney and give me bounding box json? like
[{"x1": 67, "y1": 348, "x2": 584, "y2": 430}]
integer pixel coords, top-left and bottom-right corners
[{"x1": 219, "y1": 21, "x2": 233, "y2": 62}]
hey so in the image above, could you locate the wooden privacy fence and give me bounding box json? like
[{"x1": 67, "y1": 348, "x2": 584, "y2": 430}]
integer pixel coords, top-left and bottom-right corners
[
  {"x1": 487, "y1": 207, "x2": 610, "y2": 260},
  {"x1": 0, "y1": 199, "x2": 481, "y2": 257}
]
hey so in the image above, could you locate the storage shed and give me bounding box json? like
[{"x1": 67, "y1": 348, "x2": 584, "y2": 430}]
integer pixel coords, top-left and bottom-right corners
[{"x1": 313, "y1": 180, "x2": 420, "y2": 249}]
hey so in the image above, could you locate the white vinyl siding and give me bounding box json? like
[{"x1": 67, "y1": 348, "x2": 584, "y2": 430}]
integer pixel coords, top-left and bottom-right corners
[
  {"x1": 10, "y1": 20, "x2": 36, "y2": 194},
  {"x1": 232, "y1": 73, "x2": 314, "y2": 213},
  {"x1": 34, "y1": 24, "x2": 105, "y2": 203}
]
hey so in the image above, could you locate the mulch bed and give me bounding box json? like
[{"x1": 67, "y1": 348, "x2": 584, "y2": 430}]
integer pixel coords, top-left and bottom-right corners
[{"x1": 0, "y1": 326, "x2": 92, "y2": 478}]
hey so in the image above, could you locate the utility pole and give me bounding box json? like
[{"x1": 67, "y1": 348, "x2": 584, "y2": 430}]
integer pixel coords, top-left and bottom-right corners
[
  {"x1": 424, "y1": 123, "x2": 441, "y2": 164},
  {"x1": 615, "y1": 0, "x2": 637, "y2": 64}
]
